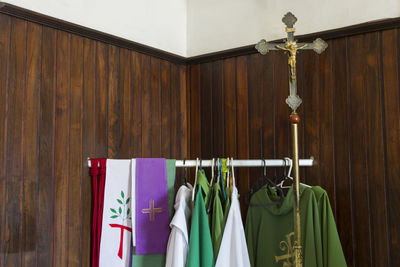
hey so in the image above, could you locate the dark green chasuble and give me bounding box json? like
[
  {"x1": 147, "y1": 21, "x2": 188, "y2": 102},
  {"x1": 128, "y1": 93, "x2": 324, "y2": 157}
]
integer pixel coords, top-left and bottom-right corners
[
  {"x1": 311, "y1": 186, "x2": 347, "y2": 267},
  {"x1": 245, "y1": 185, "x2": 321, "y2": 267}
]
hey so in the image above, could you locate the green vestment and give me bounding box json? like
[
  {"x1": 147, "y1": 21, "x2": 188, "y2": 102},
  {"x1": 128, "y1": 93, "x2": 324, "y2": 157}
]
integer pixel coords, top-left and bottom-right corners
[
  {"x1": 211, "y1": 183, "x2": 224, "y2": 259},
  {"x1": 245, "y1": 185, "x2": 321, "y2": 267},
  {"x1": 311, "y1": 186, "x2": 347, "y2": 267},
  {"x1": 186, "y1": 178, "x2": 215, "y2": 267}
]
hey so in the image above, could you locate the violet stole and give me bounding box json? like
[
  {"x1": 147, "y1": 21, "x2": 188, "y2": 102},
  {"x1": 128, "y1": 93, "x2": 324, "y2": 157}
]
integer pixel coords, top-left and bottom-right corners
[{"x1": 135, "y1": 158, "x2": 170, "y2": 254}]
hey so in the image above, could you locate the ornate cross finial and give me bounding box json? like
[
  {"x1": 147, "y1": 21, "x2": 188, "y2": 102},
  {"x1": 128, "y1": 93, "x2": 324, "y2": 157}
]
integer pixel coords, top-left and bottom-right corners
[{"x1": 255, "y1": 12, "x2": 328, "y2": 112}]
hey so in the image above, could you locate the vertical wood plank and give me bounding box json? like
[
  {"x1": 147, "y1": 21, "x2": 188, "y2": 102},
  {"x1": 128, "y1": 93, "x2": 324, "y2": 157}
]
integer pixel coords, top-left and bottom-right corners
[
  {"x1": 303, "y1": 51, "x2": 320, "y2": 185},
  {"x1": 363, "y1": 32, "x2": 390, "y2": 266},
  {"x1": 381, "y1": 29, "x2": 399, "y2": 267},
  {"x1": 170, "y1": 64, "x2": 179, "y2": 159},
  {"x1": 54, "y1": 29, "x2": 70, "y2": 267},
  {"x1": 107, "y1": 45, "x2": 120, "y2": 158},
  {"x1": 161, "y1": 60, "x2": 171, "y2": 158},
  {"x1": 131, "y1": 52, "x2": 142, "y2": 158},
  {"x1": 261, "y1": 53, "x2": 275, "y2": 160},
  {"x1": 0, "y1": 13, "x2": 11, "y2": 267},
  {"x1": 200, "y1": 63, "x2": 213, "y2": 159},
  {"x1": 4, "y1": 17, "x2": 27, "y2": 267},
  {"x1": 224, "y1": 58, "x2": 237, "y2": 158},
  {"x1": 150, "y1": 57, "x2": 161, "y2": 157},
  {"x1": 141, "y1": 55, "x2": 151, "y2": 157},
  {"x1": 81, "y1": 37, "x2": 96, "y2": 267},
  {"x1": 178, "y1": 64, "x2": 188, "y2": 159},
  {"x1": 22, "y1": 21, "x2": 41, "y2": 267},
  {"x1": 318, "y1": 42, "x2": 336, "y2": 206},
  {"x1": 95, "y1": 42, "x2": 108, "y2": 158},
  {"x1": 348, "y1": 34, "x2": 372, "y2": 267},
  {"x1": 119, "y1": 48, "x2": 131, "y2": 158},
  {"x1": 247, "y1": 54, "x2": 263, "y2": 183},
  {"x1": 212, "y1": 60, "x2": 224, "y2": 157},
  {"x1": 236, "y1": 56, "x2": 249, "y2": 217},
  {"x1": 332, "y1": 37, "x2": 354, "y2": 265},
  {"x1": 189, "y1": 64, "x2": 201, "y2": 163},
  {"x1": 68, "y1": 34, "x2": 83, "y2": 267},
  {"x1": 37, "y1": 26, "x2": 56, "y2": 267}
]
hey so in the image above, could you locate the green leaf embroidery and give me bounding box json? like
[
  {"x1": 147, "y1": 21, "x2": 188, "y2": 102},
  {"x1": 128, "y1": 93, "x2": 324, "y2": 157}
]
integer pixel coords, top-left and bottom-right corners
[
  {"x1": 121, "y1": 191, "x2": 125, "y2": 199},
  {"x1": 110, "y1": 208, "x2": 117, "y2": 213},
  {"x1": 126, "y1": 197, "x2": 130, "y2": 204},
  {"x1": 117, "y1": 199, "x2": 123, "y2": 204},
  {"x1": 127, "y1": 208, "x2": 130, "y2": 215},
  {"x1": 119, "y1": 207, "x2": 122, "y2": 214},
  {"x1": 110, "y1": 215, "x2": 118, "y2": 219}
]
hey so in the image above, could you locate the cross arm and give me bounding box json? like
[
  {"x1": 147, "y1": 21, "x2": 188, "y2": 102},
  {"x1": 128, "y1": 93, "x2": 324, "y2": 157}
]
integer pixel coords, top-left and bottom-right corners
[
  {"x1": 255, "y1": 39, "x2": 285, "y2": 54},
  {"x1": 296, "y1": 38, "x2": 328, "y2": 54}
]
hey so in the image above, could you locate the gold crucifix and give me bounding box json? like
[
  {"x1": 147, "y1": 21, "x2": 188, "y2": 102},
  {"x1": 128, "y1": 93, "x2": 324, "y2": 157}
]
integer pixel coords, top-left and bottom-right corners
[
  {"x1": 255, "y1": 12, "x2": 328, "y2": 112},
  {"x1": 141, "y1": 199, "x2": 163, "y2": 222}
]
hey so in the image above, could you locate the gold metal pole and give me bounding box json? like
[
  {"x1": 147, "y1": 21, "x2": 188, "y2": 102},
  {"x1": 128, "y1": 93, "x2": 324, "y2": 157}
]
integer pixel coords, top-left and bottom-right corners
[{"x1": 290, "y1": 113, "x2": 302, "y2": 267}]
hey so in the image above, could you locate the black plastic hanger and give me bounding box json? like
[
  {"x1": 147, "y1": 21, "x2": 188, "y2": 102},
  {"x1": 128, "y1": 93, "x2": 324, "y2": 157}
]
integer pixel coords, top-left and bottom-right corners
[{"x1": 245, "y1": 159, "x2": 284, "y2": 206}]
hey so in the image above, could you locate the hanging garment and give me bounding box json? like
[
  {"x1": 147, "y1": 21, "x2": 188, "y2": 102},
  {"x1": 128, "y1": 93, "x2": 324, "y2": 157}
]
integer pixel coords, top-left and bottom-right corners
[
  {"x1": 215, "y1": 186, "x2": 251, "y2": 267},
  {"x1": 311, "y1": 186, "x2": 347, "y2": 267},
  {"x1": 165, "y1": 184, "x2": 193, "y2": 267},
  {"x1": 245, "y1": 185, "x2": 321, "y2": 267},
  {"x1": 186, "y1": 171, "x2": 215, "y2": 267},
  {"x1": 135, "y1": 158, "x2": 170, "y2": 255},
  {"x1": 90, "y1": 158, "x2": 107, "y2": 267},
  {"x1": 99, "y1": 159, "x2": 132, "y2": 267},
  {"x1": 132, "y1": 159, "x2": 176, "y2": 267},
  {"x1": 211, "y1": 182, "x2": 224, "y2": 258}
]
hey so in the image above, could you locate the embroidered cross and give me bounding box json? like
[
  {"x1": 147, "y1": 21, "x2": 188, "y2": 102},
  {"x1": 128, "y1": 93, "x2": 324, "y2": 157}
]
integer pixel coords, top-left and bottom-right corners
[
  {"x1": 141, "y1": 199, "x2": 162, "y2": 222},
  {"x1": 275, "y1": 232, "x2": 295, "y2": 266}
]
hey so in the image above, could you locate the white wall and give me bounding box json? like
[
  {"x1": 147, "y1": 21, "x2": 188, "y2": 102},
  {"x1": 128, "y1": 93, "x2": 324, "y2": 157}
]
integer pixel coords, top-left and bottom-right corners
[
  {"x1": 2, "y1": 0, "x2": 400, "y2": 57},
  {"x1": 3, "y1": 0, "x2": 187, "y2": 56},
  {"x1": 187, "y1": 0, "x2": 400, "y2": 56}
]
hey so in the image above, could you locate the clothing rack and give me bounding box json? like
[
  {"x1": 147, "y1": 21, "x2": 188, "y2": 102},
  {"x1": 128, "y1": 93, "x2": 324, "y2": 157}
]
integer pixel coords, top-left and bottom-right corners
[{"x1": 87, "y1": 158, "x2": 314, "y2": 168}]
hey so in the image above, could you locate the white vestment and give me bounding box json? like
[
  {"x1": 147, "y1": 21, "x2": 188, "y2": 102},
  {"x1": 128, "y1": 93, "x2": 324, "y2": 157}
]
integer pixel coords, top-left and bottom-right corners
[
  {"x1": 99, "y1": 160, "x2": 132, "y2": 267},
  {"x1": 215, "y1": 186, "x2": 251, "y2": 267},
  {"x1": 165, "y1": 184, "x2": 192, "y2": 267}
]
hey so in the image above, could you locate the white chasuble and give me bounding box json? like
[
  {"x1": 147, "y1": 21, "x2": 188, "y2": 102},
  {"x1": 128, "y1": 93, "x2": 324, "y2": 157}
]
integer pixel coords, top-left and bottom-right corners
[
  {"x1": 165, "y1": 184, "x2": 193, "y2": 267},
  {"x1": 215, "y1": 186, "x2": 251, "y2": 267},
  {"x1": 99, "y1": 160, "x2": 132, "y2": 267}
]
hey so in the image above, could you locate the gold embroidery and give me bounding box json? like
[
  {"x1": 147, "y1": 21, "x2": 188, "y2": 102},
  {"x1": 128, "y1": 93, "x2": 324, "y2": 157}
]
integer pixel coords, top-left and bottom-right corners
[
  {"x1": 141, "y1": 199, "x2": 163, "y2": 221},
  {"x1": 275, "y1": 232, "x2": 295, "y2": 266}
]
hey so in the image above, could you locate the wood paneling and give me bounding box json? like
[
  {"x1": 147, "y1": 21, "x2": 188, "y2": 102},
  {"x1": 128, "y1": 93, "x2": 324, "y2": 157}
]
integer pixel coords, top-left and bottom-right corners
[
  {"x1": 0, "y1": 12, "x2": 188, "y2": 267},
  {"x1": 189, "y1": 29, "x2": 400, "y2": 267},
  {"x1": 1, "y1": 8, "x2": 400, "y2": 267}
]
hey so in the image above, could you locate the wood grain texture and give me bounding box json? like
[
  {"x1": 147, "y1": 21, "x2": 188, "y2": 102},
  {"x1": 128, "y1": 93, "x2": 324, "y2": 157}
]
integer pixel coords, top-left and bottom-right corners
[
  {"x1": 1, "y1": 10, "x2": 400, "y2": 267},
  {"x1": 22, "y1": 21, "x2": 41, "y2": 267},
  {"x1": 189, "y1": 27, "x2": 400, "y2": 267},
  {"x1": 0, "y1": 13, "x2": 11, "y2": 267},
  {"x1": 0, "y1": 13, "x2": 189, "y2": 267},
  {"x1": 5, "y1": 17, "x2": 26, "y2": 267}
]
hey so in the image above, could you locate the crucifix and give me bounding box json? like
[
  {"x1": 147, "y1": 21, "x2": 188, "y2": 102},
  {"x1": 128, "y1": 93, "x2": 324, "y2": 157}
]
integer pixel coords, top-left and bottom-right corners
[{"x1": 255, "y1": 12, "x2": 327, "y2": 267}]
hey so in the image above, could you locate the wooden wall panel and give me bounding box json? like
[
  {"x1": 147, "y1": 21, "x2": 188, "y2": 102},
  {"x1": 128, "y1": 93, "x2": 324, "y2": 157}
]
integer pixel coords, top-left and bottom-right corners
[
  {"x1": 189, "y1": 28, "x2": 400, "y2": 267},
  {"x1": 0, "y1": 12, "x2": 188, "y2": 267},
  {"x1": 1, "y1": 9, "x2": 400, "y2": 267}
]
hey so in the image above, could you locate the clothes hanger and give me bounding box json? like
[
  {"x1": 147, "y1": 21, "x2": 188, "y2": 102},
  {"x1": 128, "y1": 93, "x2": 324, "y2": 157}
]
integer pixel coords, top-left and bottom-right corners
[
  {"x1": 206, "y1": 158, "x2": 216, "y2": 213},
  {"x1": 220, "y1": 158, "x2": 227, "y2": 201},
  {"x1": 245, "y1": 159, "x2": 284, "y2": 206},
  {"x1": 191, "y1": 158, "x2": 200, "y2": 202},
  {"x1": 182, "y1": 158, "x2": 188, "y2": 186},
  {"x1": 276, "y1": 157, "x2": 311, "y2": 188}
]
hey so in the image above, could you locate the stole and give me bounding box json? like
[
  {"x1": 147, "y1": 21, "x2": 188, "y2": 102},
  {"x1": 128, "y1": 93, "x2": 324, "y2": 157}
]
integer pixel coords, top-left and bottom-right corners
[
  {"x1": 99, "y1": 160, "x2": 133, "y2": 267},
  {"x1": 135, "y1": 158, "x2": 170, "y2": 254}
]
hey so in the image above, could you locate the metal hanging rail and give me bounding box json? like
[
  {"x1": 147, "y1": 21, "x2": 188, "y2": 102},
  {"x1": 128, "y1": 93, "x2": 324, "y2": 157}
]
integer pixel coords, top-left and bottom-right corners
[{"x1": 87, "y1": 158, "x2": 314, "y2": 168}]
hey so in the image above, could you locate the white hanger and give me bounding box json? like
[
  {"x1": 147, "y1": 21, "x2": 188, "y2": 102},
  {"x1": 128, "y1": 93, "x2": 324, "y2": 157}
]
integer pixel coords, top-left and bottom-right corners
[
  {"x1": 277, "y1": 157, "x2": 311, "y2": 188},
  {"x1": 192, "y1": 158, "x2": 199, "y2": 202}
]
